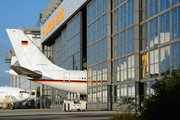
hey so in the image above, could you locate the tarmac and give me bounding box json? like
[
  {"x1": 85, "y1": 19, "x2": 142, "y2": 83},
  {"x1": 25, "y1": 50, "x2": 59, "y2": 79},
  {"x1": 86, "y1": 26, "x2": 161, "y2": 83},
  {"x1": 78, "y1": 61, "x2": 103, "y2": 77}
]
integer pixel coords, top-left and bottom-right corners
[{"x1": 0, "y1": 109, "x2": 120, "y2": 120}]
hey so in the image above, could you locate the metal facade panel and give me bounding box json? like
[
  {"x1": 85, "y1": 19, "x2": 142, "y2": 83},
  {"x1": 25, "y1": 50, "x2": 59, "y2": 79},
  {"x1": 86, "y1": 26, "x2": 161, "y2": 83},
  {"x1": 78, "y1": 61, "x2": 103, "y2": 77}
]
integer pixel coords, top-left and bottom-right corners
[{"x1": 41, "y1": 0, "x2": 87, "y2": 43}]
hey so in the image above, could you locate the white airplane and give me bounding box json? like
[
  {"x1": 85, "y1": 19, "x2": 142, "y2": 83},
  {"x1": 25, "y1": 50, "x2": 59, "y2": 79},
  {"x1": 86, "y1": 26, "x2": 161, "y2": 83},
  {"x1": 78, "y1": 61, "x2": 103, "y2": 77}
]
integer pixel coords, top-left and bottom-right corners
[
  {"x1": 6, "y1": 29, "x2": 87, "y2": 95},
  {"x1": 0, "y1": 87, "x2": 30, "y2": 109}
]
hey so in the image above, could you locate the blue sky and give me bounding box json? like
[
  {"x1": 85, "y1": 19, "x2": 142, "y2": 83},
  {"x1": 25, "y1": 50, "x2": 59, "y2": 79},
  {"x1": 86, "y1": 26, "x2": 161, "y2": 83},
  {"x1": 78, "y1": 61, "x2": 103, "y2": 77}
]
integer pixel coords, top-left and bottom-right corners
[{"x1": 0, "y1": 0, "x2": 51, "y2": 86}]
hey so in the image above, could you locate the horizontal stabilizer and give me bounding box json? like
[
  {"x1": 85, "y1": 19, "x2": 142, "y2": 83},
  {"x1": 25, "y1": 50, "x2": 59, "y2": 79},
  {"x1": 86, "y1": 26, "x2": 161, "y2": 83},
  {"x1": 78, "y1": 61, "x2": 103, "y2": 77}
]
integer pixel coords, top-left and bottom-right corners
[{"x1": 10, "y1": 65, "x2": 42, "y2": 79}]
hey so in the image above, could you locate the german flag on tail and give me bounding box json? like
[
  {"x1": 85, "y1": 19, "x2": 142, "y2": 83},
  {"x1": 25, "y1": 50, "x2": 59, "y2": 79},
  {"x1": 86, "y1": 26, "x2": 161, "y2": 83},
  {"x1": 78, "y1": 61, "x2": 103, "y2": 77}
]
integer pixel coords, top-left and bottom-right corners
[{"x1": 22, "y1": 41, "x2": 28, "y2": 46}]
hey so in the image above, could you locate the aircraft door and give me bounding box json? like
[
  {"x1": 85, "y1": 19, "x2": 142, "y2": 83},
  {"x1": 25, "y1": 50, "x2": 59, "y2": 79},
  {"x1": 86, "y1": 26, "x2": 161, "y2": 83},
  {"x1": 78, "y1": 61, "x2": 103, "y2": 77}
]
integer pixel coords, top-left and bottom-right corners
[{"x1": 64, "y1": 73, "x2": 70, "y2": 83}]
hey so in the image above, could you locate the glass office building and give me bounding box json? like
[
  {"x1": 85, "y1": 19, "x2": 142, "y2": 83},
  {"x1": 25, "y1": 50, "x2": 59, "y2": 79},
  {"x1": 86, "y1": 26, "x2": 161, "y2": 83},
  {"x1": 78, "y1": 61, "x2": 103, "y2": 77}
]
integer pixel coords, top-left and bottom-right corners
[{"x1": 41, "y1": 0, "x2": 180, "y2": 110}]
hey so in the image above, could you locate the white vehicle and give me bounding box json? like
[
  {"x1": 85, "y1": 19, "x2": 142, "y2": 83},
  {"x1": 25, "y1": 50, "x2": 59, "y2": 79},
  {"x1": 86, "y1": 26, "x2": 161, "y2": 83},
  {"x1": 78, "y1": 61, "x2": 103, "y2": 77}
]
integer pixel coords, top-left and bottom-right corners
[
  {"x1": 0, "y1": 87, "x2": 30, "y2": 109},
  {"x1": 6, "y1": 29, "x2": 87, "y2": 95},
  {"x1": 63, "y1": 100, "x2": 86, "y2": 112}
]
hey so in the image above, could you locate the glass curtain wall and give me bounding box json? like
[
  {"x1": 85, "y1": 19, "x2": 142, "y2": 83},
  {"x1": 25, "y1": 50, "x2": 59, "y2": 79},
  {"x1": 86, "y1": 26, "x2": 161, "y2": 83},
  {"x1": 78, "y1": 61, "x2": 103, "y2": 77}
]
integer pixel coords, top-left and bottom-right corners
[
  {"x1": 87, "y1": 0, "x2": 107, "y2": 104},
  {"x1": 140, "y1": 0, "x2": 180, "y2": 97},
  {"x1": 52, "y1": 13, "x2": 82, "y2": 106},
  {"x1": 67, "y1": 13, "x2": 81, "y2": 70},
  {"x1": 112, "y1": 0, "x2": 135, "y2": 106}
]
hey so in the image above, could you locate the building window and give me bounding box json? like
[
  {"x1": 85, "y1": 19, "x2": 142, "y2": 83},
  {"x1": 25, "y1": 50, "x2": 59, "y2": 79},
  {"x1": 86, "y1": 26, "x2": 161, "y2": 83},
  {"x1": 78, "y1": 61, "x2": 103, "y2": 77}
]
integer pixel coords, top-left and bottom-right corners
[
  {"x1": 77, "y1": 15, "x2": 80, "y2": 32},
  {"x1": 128, "y1": 55, "x2": 135, "y2": 80},
  {"x1": 102, "y1": 14, "x2": 107, "y2": 37},
  {"x1": 141, "y1": 23, "x2": 148, "y2": 50},
  {"x1": 120, "y1": 57, "x2": 127, "y2": 81},
  {"x1": 160, "y1": 46, "x2": 170, "y2": 75},
  {"x1": 88, "y1": 46, "x2": 91, "y2": 66},
  {"x1": 128, "y1": 0, "x2": 134, "y2": 26},
  {"x1": 121, "y1": 4, "x2": 126, "y2": 30},
  {"x1": 141, "y1": 52, "x2": 148, "y2": 79},
  {"x1": 92, "y1": 0, "x2": 96, "y2": 21},
  {"x1": 172, "y1": 0, "x2": 180, "y2": 6},
  {"x1": 150, "y1": 18, "x2": 158, "y2": 47},
  {"x1": 121, "y1": 31, "x2": 126, "y2": 55},
  {"x1": 150, "y1": 81, "x2": 155, "y2": 94},
  {"x1": 150, "y1": 0, "x2": 158, "y2": 17},
  {"x1": 88, "y1": 4, "x2": 91, "y2": 24},
  {"x1": 120, "y1": 84, "x2": 127, "y2": 103},
  {"x1": 71, "y1": 38, "x2": 73, "y2": 54},
  {"x1": 114, "y1": 9, "x2": 119, "y2": 33},
  {"x1": 69, "y1": 53, "x2": 80, "y2": 70},
  {"x1": 62, "y1": 44, "x2": 67, "y2": 62},
  {"x1": 68, "y1": 40, "x2": 70, "y2": 56},
  {"x1": 77, "y1": 33, "x2": 80, "y2": 51},
  {"x1": 160, "y1": 0, "x2": 169, "y2": 12},
  {"x1": 172, "y1": 42, "x2": 180, "y2": 70},
  {"x1": 140, "y1": 0, "x2": 148, "y2": 21},
  {"x1": 172, "y1": 7, "x2": 180, "y2": 40},
  {"x1": 92, "y1": 22, "x2": 96, "y2": 43},
  {"x1": 68, "y1": 24, "x2": 70, "y2": 39},
  {"x1": 102, "y1": 0, "x2": 107, "y2": 13},
  {"x1": 92, "y1": 66, "x2": 97, "y2": 86},
  {"x1": 97, "y1": 41, "x2": 101, "y2": 62},
  {"x1": 92, "y1": 44, "x2": 96, "y2": 64},
  {"x1": 97, "y1": 0, "x2": 101, "y2": 17},
  {"x1": 97, "y1": 87, "x2": 102, "y2": 102},
  {"x1": 103, "y1": 86, "x2": 107, "y2": 102},
  {"x1": 121, "y1": 0, "x2": 126, "y2": 4},
  {"x1": 70, "y1": 21, "x2": 73, "y2": 38},
  {"x1": 103, "y1": 62, "x2": 107, "y2": 84},
  {"x1": 88, "y1": 89, "x2": 92, "y2": 103},
  {"x1": 102, "y1": 38, "x2": 107, "y2": 60},
  {"x1": 160, "y1": 12, "x2": 170, "y2": 44},
  {"x1": 74, "y1": 18, "x2": 77, "y2": 34},
  {"x1": 88, "y1": 25, "x2": 91, "y2": 45},
  {"x1": 128, "y1": 83, "x2": 135, "y2": 102},
  {"x1": 97, "y1": 64, "x2": 102, "y2": 85},
  {"x1": 97, "y1": 18, "x2": 101, "y2": 40},
  {"x1": 113, "y1": 60, "x2": 120, "y2": 83},
  {"x1": 128, "y1": 27, "x2": 134, "y2": 53},
  {"x1": 150, "y1": 49, "x2": 159, "y2": 78}
]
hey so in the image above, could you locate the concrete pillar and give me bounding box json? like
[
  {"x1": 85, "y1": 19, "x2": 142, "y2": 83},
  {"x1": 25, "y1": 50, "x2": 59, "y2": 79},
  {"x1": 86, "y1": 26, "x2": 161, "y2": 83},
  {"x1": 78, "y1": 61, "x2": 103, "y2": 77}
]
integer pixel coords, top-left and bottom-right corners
[
  {"x1": 106, "y1": 0, "x2": 112, "y2": 111},
  {"x1": 134, "y1": 0, "x2": 140, "y2": 109}
]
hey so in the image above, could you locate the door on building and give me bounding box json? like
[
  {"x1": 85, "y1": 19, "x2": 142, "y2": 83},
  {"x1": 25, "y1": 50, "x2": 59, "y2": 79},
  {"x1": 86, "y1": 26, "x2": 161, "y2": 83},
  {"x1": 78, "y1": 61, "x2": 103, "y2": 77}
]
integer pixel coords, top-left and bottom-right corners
[{"x1": 64, "y1": 73, "x2": 70, "y2": 83}]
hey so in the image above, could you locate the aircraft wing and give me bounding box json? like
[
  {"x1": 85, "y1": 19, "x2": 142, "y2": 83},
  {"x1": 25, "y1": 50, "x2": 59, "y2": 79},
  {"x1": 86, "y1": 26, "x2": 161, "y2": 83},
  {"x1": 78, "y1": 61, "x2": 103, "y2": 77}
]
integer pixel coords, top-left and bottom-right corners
[
  {"x1": 10, "y1": 65, "x2": 42, "y2": 79},
  {"x1": 6, "y1": 69, "x2": 32, "y2": 80}
]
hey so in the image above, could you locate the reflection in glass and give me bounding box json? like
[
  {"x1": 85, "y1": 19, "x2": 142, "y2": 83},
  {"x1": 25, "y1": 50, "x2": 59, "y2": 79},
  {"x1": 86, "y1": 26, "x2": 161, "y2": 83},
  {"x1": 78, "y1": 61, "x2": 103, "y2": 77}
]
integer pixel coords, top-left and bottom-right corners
[
  {"x1": 150, "y1": 81, "x2": 155, "y2": 94},
  {"x1": 160, "y1": 46, "x2": 170, "y2": 74},
  {"x1": 121, "y1": 58, "x2": 127, "y2": 81},
  {"x1": 128, "y1": 0, "x2": 134, "y2": 26},
  {"x1": 150, "y1": 18, "x2": 158, "y2": 47},
  {"x1": 150, "y1": 0, "x2": 158, "y2": 17},
  {"x1": 144, "y1": 82, "x2": 149, "y2": 95},
  {"x1": 88, "y1": 4, "x2": 91, "y2": 24},
  {"x1": 121, "y1": 4, "x2": 126, "y2": 30}
]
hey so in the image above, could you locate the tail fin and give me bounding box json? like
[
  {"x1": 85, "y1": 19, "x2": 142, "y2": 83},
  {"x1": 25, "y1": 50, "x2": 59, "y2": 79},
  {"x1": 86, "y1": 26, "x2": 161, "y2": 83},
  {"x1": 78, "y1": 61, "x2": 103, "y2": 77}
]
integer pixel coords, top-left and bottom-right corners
[{"x1": 6, "y1": 29, "x2": 65, "y2": 70}]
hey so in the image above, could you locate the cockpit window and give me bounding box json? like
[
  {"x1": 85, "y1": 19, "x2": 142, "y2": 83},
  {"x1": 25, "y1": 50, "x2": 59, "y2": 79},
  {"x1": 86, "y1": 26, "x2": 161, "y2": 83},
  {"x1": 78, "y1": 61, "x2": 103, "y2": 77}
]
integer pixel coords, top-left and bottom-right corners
[{"x1": 19, "y1": 91, "x2": 26, "y2": 93}]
